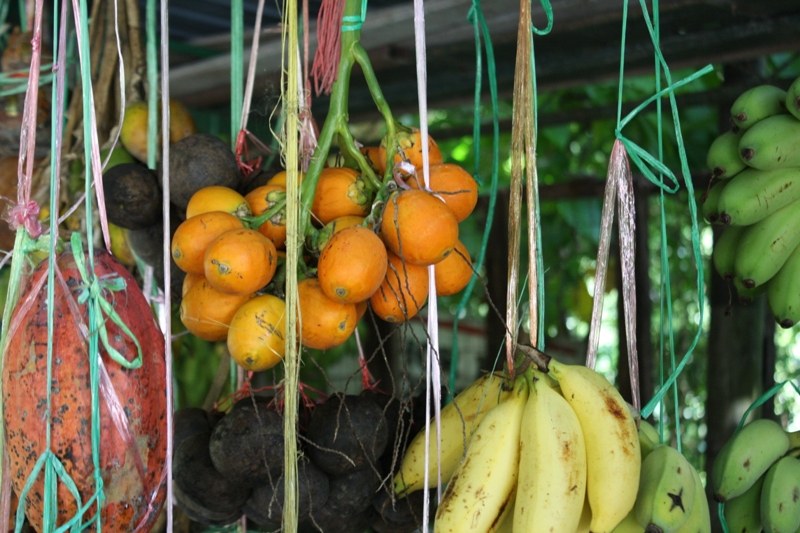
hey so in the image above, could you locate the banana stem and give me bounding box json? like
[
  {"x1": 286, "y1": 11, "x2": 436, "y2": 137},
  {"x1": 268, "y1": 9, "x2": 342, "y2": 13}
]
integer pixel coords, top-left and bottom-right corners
[{"x1": 516, "y1": 343, "x2": 551, "y2": 372}]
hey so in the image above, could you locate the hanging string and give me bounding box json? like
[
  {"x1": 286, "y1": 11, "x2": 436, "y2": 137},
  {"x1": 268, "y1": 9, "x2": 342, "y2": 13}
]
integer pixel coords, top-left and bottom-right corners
[
  {"x1": 310, "y1": 0, "x2": 345, "y2": 96},
  {"x1": 231, "y1": 0, "x2": 243, "y2": 148},
  {"x1": 446, "y1": 0, "x2": 501, "y2": 395}
]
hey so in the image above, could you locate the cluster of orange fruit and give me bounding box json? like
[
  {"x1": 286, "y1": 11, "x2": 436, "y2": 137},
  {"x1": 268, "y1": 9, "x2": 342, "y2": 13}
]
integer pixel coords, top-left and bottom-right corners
[{"x1": 171, "y1": 129, "x2": 478, "y2": 374}]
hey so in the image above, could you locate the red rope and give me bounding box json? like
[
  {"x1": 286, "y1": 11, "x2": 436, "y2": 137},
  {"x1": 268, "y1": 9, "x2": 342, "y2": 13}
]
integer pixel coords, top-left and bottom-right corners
[{"x1": 310, "y1": 0, "x2": 345, "y2": 96}]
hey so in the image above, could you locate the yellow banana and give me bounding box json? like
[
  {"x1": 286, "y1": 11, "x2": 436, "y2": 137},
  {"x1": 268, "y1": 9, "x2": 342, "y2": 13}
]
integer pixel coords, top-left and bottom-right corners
[
  {"x1": 547, "y1": 359, "x2": 641, "y2": 533},
  {"x1": 394, "y1": 371, "x2": 512, "y2": 495},
  {"x1": 577, "y1": 495, "x2": 593, "y2": 533},
  {"x1": 612, "y1": 511, "x2": 646, "y2": 533},
  {"x1": 491, "y1": 490, "x2": 515, "y2": 533},
  {"x1": 513, "y1": 373, "x2": 587, "y2": 533},
  {"x1": 634, "y1": 444, "x2": 697, "y2": 533},
  {"x1": 433, "y1": 377, "x2": 528, "y2": 533},
  {"x1": 639, "y1": 420, "x2": 661, "y2": 461}
]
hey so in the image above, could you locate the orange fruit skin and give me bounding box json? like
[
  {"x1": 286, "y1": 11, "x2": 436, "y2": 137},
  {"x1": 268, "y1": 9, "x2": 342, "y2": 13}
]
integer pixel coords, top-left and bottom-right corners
[
  {"x1": 297, "y1": 278, "x2": 358, "y2": 350},
  {"x1": 360, "y1": 146, "x2": 383, "y2": 174},
  {"x1": 408, "y1": 164, "x2": 478, "y2": 222},
  {"x1": 370, "y1": 252, "x2": 429, "y2": 323},
  {"x1": 204, "y1": 228, "x2": 278, "y2": 295},
  {"x1": 380, "y1": 189, "x2": 459, "y2": 266},
  {"x1": 267, "y1": 170, "x2": 304, "y2": 188},
  {"x1": 180, "y1": 279, "x2": 251, "y2": 341},
  {"x1": 171, "y1": 211, "x2": 244, "y2": 275},
  {"x1": 245, "y1": 184, "x2": 287, "y2": 249},
  {"x1": 227, "y1": 294, "x2": 286, "y2": 372},
  {"x1": 182, "y1": 272, "x2": 205, "y2": 296},
  {"x1": 378, "y1": 128, "x2": 442, "y2": 174},
  {"x1": 119, "y1": 102, "x2": 153, "y2": 163},
  {"x1": 311, "y1": 167, "x2": 370, "y2": 226},
  {"x1": 316, "y1": 215, "x2": 365, "y2": 252},
  {"x1": 317, "y1": 226, "x2": 388, "y2": 304},
  {"x1": 186, "y1": 186, "x2": 251, "y2": 219},
  {"x1": 434, "y1": 239, "x2": 473, "y2": 296},
  {"x1": 168, "y1": 99, "x2": 196, "y2": 143}
]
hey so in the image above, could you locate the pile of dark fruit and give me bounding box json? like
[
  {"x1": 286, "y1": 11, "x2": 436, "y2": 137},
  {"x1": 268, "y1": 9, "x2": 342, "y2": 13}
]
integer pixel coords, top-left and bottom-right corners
[{"x1": 172, "y1": 391, "x2": 430, "y2": 533}]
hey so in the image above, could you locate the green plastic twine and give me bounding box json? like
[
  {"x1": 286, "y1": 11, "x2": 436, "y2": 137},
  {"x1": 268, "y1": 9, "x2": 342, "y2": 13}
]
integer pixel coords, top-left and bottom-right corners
[
  {"x1": 231, "y1": 0, "x2": 243, "y2": 148},
  {"x1": 618, "y1": 0, "x2": 712, "y2": 426},
  {"x1": 531, "y1": 0, "x2": 553, "y2": 36},
  {"x1": 447, "y1": 0, "x2": 501, "y2": 396},
  {"x1": 146, "y1": 0, "x2": 158, "y2": 171},
  {"x1": 341, "y1": 0, "x2": 368, "y2": 31},
  {"x1": 717, "y1": 379, "x2": 800, "y2": 533}
]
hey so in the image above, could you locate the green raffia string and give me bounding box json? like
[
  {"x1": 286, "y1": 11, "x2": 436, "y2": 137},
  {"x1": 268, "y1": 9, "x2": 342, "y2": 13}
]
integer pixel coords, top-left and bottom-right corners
[
  {"x1": 231, "y1": 0, "x2": 243, "y2": 147},
  {"x1": 446, "y1": 0, "x2": 501, "y2": 396},
  {"x1": 717, "y1": 379, "x2": 800, "y2": 533},
  {"x1": 146, "y1": 0, "x2": 158, "y2": 171},
  {"x1": 614, "y1": 0, "x2": 712, "y2": 429},
  {"x1": 529, "y1": 0, "x2": 552, "y2": 351},
  {"x1": 341, "y1": 0, "x2": 367, "y2": 31}
]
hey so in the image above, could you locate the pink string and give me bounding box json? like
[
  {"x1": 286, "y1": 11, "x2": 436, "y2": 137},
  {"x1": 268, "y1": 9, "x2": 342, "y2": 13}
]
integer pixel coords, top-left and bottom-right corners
[{"x1": 311, "y1": 0, "x2": 345, "y2": 96}]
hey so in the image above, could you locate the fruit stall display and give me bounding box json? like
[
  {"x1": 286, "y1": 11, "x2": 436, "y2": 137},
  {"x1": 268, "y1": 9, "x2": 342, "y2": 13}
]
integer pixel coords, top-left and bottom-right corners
[{"x1": 0, "y1": 0, "x2": 799, "y2": 532}]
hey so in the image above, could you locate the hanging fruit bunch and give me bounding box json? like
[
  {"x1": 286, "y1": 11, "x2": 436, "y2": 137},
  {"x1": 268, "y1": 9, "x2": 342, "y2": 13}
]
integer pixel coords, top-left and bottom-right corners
[
  {"x1": 713, "y1": 417, "x2": 800, "y2": 533},
  {"x1": 393, "y1": 348, "x2": 711, "y2": 533},
  {"x1": 703, "y1": 74, "x2": 800, "y2": 327}
]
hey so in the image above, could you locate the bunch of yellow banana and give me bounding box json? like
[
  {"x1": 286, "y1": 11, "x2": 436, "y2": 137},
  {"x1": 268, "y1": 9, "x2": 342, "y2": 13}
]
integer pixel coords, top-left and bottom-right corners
[
  {"x1": 392, "y1": 358, "x2": 645, "y2": 533},
  {"x1": 712, "y1": 418, "x2": 800, "y2": 533},
  {"x1": 703, "y1": 74, "x2": 800, "y2": 326}
]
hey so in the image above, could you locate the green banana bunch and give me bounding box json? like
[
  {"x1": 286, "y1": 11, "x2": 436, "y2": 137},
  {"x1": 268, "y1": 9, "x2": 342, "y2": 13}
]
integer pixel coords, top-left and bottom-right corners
[
  {"x1": 733, "y1": 277, "x2": 766, "y2": 306},
  {"x1": 433, "y1": 377, "x2": 528, "y2": 533},
  {"x1": 739, "y1": 114, "x2": 800, "y2": 170},
  {"x1": 706, "y1": 130, "x2": 746, "y2": 179},
  {"x1": 723, "y1": 473, "x2": 765, "y2": 533},
  {"x1": 634, "y1": 445, "x2": 697, "y2": 533},
  {"x1": 730, "y1": 84, "x2": 788, "y2": 131},
  {"x1": 701, "y1": 180, "x2": 726, "y2": 224},
  {"x1": 766, "y1": 241, "x2": 800, "y2": 328},
  {"x1": 513, "y1": 372, "x2": 587, "y2": 533},
  {"x1": 676, "y1": 463, "x2": 710, "y2": 533},
  {"x1": 760, "y1": 456, "x2": 800, "y2": 533},
  {"x1": 786, "y1": 74, "x2": 800, "y2": 121},
  {"x1": 717, "y1": 167, "x2": 800, "y2": 226},
  {"x1": 711, "y1": 418, "x2": 791, "y2": 502},
  {"x1": 393, "y1": 371, "x2": 512, "y2": 495},
  {"x1": 639, "y1": 420, "x2": 661, "y2": 461},
  {"x1": 548, "y1": 359, "x2": 641, "y2": 533},
  {"x1": 713, "y1": 225, "x2": 748, "y2": 281},
  {"x1": 733, "y1": 199, "x2": 800, "y2": 289}
]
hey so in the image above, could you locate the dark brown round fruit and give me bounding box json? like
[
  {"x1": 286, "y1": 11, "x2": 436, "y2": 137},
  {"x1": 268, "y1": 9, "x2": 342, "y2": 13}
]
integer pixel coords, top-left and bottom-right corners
[
  {"x1": 168, "y1": 134, "x2": 242, "y2": 211},
  {"x1": 306, "y1": 394, "x2": 389, "y2": 476},
  {"x1": 173, "y1": 431, "x2": 251, "y2": 514},
  {"x1": 174, "y1": 407, "x2": 217, "y2": 456},
  {"x1": 173, "y1": 483, "x2": 243, "y2": 527},
  {"x1": 243, "y1": 457, "x2": 330, "y2": 526},
  {"x1": 209, "y1": 400, "x2": 285, "y2": 485},
  {"x1": 102, "y1": 163, "x2": 162, "y2": 229},
  {"x1": 371, "y1": 487, "x2": 428, "y2": 533},
  {"x1": 324, "y1": 465, "x2": 383, "y2": 516}
]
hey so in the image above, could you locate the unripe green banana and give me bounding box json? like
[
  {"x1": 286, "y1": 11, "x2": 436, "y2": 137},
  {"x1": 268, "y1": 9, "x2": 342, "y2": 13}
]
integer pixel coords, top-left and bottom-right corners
[
  {"x1": 634, "y1": 445, "x2": 697, "y2": 533},
  {"x1": 612, "y1": 511, "x2": 645, "y2": 533},
  {"x1": 676, "y1": 463, "x2": 710, "y2": 533},
  {"x1": 393, "y1": 371, "x2": 512, "y2": 496},
  {"x1": 731, "y1": 85, "x2": 788, "y2": 131},
  {"x1": 712, "y1": 418, "x2": 791, "y2": 502},
  {"x1": 766, "y1": 241, "x2": 800, "y2": 329},
  {"x1": 639, "y1": 420, "x2": 661, "y2": 461},
  {"x1": 723, "y1": 473, "x2": 765, "y2": 533},
  {"x1": 733, "y1": 276, "x2": 766, "y2": 306},
  {"x1": 760, "y1": 456, "x2": 800, "y2": 533},
  {"x1": 718, "y1": 167, "x2": 800, "y2": 226},
  {"x1": 713, "y1": 225, "x2": 748, "y2": 281},
  {"x1": 786, "y1": 75, "x2": 800, "y2": 121},
  {"x1": 739, "y1": 115, "x2": 800, "y2": 170},
  {"x1": 733, "y1": 199, "x2": 800, "y2": 289},
  {"x1": 707, "y1": 130, "x2": 746, "y2": 179},
  {"x1": 701, "y1": 180, "x2": 727, "y2": 224}
]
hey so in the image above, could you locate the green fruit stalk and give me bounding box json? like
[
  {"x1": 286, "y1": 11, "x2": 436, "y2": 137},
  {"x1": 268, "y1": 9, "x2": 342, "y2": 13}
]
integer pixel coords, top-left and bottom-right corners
[
  {"x1": 731, "y1": 85, "x2": 788, "y2": 131},
  {"x1": 712, "y1": 419, "x2": 790, "y2": 502},
  {"x1": 707, "y1": 130, "x2": 746, "y2": 179},
  {"x1": 739, "y1": 114, "x2": 800, "y2": 170},
  {"x1": 718, "y1": 167, "x2": 800, "y2": 226}
]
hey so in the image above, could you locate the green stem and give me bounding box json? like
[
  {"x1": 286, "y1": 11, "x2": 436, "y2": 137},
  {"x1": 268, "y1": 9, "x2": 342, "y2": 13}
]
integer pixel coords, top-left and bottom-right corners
[{"x1": 335, "y1": 124, "x2": 381, "y2": 191}]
